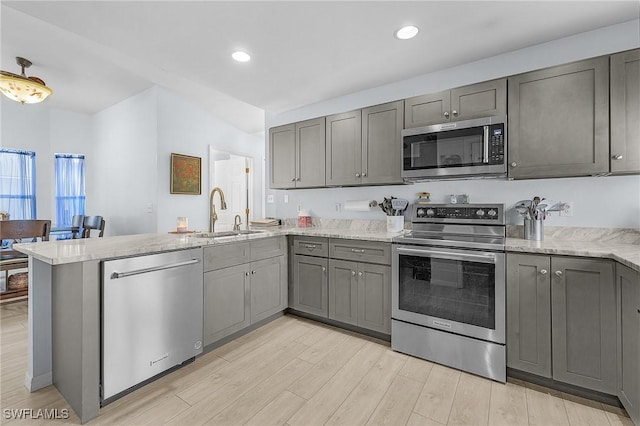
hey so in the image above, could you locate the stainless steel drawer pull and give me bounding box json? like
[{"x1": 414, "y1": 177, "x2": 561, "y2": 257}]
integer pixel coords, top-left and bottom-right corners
[
  {"x1": 555, "y1": 271, "x2": 563, "y2": 277},
  {"x1": 612, "y1": 154, "x2": 623, "y2": 160},
  {"x1": 351, "y1": 270, "x2": 356, "y2": 276},
  {"x1": 351, "y1": 249, "x2": 365, "y2": 253},
  {"x1": 110, "y1": 258, "x2": 200, "y2": 279},
  {"x1": 358, "y1": 271, "x2": 363, "y2": 277},
  {"x1": 322, "y1": 267, "x2": 326, "y2": 273},
  {"x1": 540, "y1": 269, "x2": 548, "y2": 275},
  {"x1": 304, "y1": 244, "x2": 317, "y2": 249}
]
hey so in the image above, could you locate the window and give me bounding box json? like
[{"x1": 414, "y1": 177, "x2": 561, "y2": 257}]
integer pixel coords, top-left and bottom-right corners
[
  {"x1": 55, "y1": 154, "x2": 85, "y2": 238},
  {"x1": 0, "y1": 148, "x2": 37, "y2": 220}
]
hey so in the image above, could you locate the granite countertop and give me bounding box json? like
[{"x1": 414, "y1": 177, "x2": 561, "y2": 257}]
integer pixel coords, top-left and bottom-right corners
[{"x1": 14, "y1": 225, "x2": 640, "y2": 272}]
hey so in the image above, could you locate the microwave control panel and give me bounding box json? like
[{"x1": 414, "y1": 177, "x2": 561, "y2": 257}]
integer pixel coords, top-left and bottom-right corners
[{"x1": 488, "y1": 125, "x2": 505, "y2": 164}]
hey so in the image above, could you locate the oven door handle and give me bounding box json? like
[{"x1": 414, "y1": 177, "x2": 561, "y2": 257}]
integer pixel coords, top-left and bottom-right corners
[{"x1": 396, "y1": 247, "x2": 497, "y2": 264}]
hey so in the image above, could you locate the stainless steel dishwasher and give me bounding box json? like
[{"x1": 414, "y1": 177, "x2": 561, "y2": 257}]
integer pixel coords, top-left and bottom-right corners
[{"x1": 101, "y1": 248, "x2": 203, "y2": 402}]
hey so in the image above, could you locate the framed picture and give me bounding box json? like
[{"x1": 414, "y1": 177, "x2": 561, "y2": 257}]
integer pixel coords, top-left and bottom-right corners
[{"x1": 170, "y1": 153, "x2": 201, "y2": 195}]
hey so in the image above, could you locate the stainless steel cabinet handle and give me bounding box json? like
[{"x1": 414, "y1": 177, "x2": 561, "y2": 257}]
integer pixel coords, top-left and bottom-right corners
[
  {"x1": 443, "y1": 111, "x2": 449, "y2": 118},
  {"x1": 296, "y1": 177, "x2": 301, "y2": 181},
  {"x1": 110, "y1": 258, "x2": 200, "y2": 279},
  {"x1": 510, "y1": 162, "x2": 517, "y2": 168},
  {"x1": 612, "y1": 154, "x2": 623, "y2": 160},
  {"x1": 555, "y1": 271, "x2": 563, "y2": 277},
  {"x1": 305, "y1": 244, "x2": 317, "y2": 249},
  {"x1": 452, "y1": 110, "x2": 458, "y2": 117},
  {"x1": 351, "y1": 249, "x2": 365, "y2": 253},
  {"x1": 245, "y1": 272, "x2": 250, "y2": 276},
  {"x1": 291, "y1": 177, "x2": 296, "y2": 182},
  {"x1": 322, "y1": 267, "x2": 326, "y2": 273},
  {"x1": 362, "y1": 172, "x2": 367, "y2": 177},
  {"x1": 358, "y1": 271, "x2": 363, "y2": 277},
  {"x1": 351, "y1": 270, "x2": 356, "y2": 276},
  {"x1": 540, "y1": 269, "x2": 548, "y2": 275},
  {"x1": 251, "y1": 270, "x2": 256, "y2": 275},
  {"x1": 355, "y1": 173, "x2": 361, "y2": 178},
  {"x1": 637, "y1": 309, "x2": 640, "y2": 314}
]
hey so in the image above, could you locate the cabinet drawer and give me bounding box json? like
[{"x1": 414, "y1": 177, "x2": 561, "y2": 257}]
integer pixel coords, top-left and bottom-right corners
[
  {"x1": 292, "y1": 236, "x2": 329, "y2": 257},
  {"x1": 250, "y1": 236, "x2": 286, "y2": 261},
  {"x1": 329, "y1": 239, "x2": 391, "y2": 265},
  {"x1": 203, "y1": 242, "x2": 250, "y2": 272}
]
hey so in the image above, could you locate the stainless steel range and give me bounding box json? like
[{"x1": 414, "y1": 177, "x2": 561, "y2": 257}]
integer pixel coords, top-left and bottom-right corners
[{"x1": 392, "y1": 203, "x2": 506, "y2": 382}]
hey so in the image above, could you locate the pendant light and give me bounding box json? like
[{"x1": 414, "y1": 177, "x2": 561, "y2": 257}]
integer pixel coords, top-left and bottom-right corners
[{"x1": 0, "y1": 57, "x2": 53, "y2": 104}]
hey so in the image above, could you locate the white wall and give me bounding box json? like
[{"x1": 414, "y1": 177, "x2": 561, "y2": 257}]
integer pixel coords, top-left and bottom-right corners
[
  {"x1": 0, "y1": 97, "x2": 92, "y2": 222},
  {"x1": 156, "y1": 89, "x2": 264, "y2": 232},
  {"x1": 265, "y1": 20, "x2": 640, "y2": 229}
]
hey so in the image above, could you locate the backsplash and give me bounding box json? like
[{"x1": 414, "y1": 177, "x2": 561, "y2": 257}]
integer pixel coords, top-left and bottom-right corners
[{"x1": 507, "y1": 226, "x2": 640, "y2": 244}]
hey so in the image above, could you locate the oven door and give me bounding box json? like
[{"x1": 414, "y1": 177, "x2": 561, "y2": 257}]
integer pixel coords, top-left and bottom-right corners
[
  {"x1": 392, "y1": 244, "x2": 505, "y2": 344},
  {"x1": 401, "y1": 116, "x2": 506, "y2": 179}
]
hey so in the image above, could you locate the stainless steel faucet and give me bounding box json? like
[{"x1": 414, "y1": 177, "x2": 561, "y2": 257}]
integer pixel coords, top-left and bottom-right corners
[
  {"x1": 233, "y1": 215, "x2": 242, "y2": 232},
  {"x1": 209, "y1": 187, "x2": 227, "y2": 232}
]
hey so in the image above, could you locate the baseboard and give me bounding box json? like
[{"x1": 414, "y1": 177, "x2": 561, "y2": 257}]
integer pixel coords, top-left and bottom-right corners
[
  {"x1": 286, "y1": 309, "x2": 391, "y2": 343},
  {"x1": 24, "y1": 371, "x2": 52, "y2": 392}
]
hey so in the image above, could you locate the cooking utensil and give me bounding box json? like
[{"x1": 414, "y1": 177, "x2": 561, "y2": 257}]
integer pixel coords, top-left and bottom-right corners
[{"x1": 391, "y1": 199, "x2": 409, "y2": 215}]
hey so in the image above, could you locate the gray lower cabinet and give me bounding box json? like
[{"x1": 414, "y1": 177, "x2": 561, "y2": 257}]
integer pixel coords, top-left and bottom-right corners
[
  {"x1": 617, "y1": 264, "x2": 640, "y2": 424},
  {"x1": 610, "y1": 48, "x2": 640, "y2": 174},
  {"x1": 269, "y1": 118, "x2": 326, "y2": 189},
  {"x1": 507, "y1": 253, "x2": 617, "y2": 394},
  {"x1": 292, "y1": 254, "x2": 328, "y2": 317},
  {"x1": 404, "y1": 78, "x2": 506, "y2": 128},
  {"x1": 328, "y1": 239, "x2": 391, "y2": 334},
  {"x1": 508, "y1": 56, "x2": 610, "y2": 179},
  {"x1": 204, "y1": 263, "x2": 250, "y2": 346},
  {"x1": 204, "y1": 238, "x2": 287, "y2": 346}
]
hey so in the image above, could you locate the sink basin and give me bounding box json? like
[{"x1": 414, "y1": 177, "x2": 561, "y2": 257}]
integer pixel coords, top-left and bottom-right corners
[{"x1": 190, "y1": 230, "x2": 265, "y2": 238}]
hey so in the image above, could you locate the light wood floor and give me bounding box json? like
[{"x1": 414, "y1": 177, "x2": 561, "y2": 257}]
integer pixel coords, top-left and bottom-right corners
[{"x1": 1, "y1": 301, "x2": 634, "y2": 426}]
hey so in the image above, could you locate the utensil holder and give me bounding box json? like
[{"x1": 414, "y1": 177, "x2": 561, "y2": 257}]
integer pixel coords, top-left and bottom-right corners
[
  {"x1": 387, "y1": 216, "x2": 404, "y2": 233},
  {"x1": 524, "y1": 219, "x2": 544, "y2": 241}
]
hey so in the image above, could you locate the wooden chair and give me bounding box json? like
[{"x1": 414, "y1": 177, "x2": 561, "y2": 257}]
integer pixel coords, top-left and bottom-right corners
[
  {"x1": 82, "y1": 216, "x2": 105, "y2": 238},
  {"x1": 1, "y1": 220, "x2": 51, "y2": 301}
]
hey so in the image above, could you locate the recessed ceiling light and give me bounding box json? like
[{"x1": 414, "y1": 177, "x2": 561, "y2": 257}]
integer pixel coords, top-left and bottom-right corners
[
  {"x1": 395, "y1": 25, "x2": 419, "y2": 40},
  {"x1": 232, "y1": 51, "x2": 251, "y2": 62}
]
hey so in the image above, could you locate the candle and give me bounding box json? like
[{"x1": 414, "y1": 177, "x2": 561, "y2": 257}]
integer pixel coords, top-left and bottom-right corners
[{"x1": 176, "y1": 217, "x2": 188, "y2": 233}]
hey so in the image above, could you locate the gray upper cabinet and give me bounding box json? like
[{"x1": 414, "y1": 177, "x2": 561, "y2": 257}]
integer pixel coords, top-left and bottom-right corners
[
  {"x1": 551, "y1": 257, "x2": 616, "y2": 394},
  {"x1": 361, "y1": 101, "x2": 404, "y2": 185},
  {"x1": 404, "y1": 79, "x2": 506, "y2": 128},
  {"x1": 269, "y1": 118, "x2": 325, "y2": 189},
  {"x1": 508, "y1": 56, "x2": 610, "y2": 179},
  {"x1": 611, "y1": 49, "x2": 640, "y2": 174},
  {"x1": 617, "y1": 264, "x2": 640, "y2": 425},
  {"x1": 269, "y1": 124, "x2": 296, "y2": 189},
  {"x1": 506, "y1": 254, "x2": 552, "y2": 378},
  {"x1": 326, "y1": 110, "x2": 362, "y2": 186}
]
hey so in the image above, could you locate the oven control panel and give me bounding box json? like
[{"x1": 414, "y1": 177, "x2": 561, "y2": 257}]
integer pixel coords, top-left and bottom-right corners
[{"x1": 413, "y1": 204, "x2": 504, "y2": 224}]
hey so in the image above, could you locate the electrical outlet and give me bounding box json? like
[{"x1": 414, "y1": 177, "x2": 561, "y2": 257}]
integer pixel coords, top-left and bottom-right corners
[
  {"x1": 146, "y1": 203, "x2": 153, "y2": 213},
  {"x1": 267, "y1": 195, "x2": 274, "y2": 203},
  {"x1": 284, "y1": 195, "x2": 289, "y2": 203},
  {"x1": 560, "y1": 201, "x2": 573, "y2": 217},
  {"x1": 335, "y1": 203, "x2": 341, "y2": 212}
]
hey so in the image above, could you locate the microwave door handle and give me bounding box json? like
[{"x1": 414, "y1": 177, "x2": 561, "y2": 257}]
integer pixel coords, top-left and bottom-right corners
[
  {"x1": 396, "y1": 247, "x2": 496, "y2": 264},
  {"x1": 483, "y1": 125, "x2": 490, "y2": 164}
]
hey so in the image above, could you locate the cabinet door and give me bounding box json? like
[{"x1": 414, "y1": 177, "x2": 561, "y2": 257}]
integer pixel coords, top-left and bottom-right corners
[
  {"x1": 361, "y1": 101, "x2": 404, "y2": 185},
  {"x1": 357, "y1": 263, "x2": 391, "y2": 334},
  {"x1": 551, "y1": 257, "x2": 616, "y2": 393},
  {"x1": 328, "y1": 259, "x2": 358, "y2": 326},
  {"x1": 250, "y1": 256, "x2": 286, "y2": 324},
  {"x1": 296, "y1": 117, "x2": 326, "y2": 188},
  {"x1": 506, "y1": 254, "x2": 552, "y2": 377},
  {"x1": 269, "y1": 124, "x2": 296, "y2": 189},
  {"x1": 204, "y1": 264, "x2": 250, "y2": 346},
  {"x1": 450, "y1": 78, "x2": 506, "y2": 121},
  {"x1": 508, "y1": 56, "x2": 609, "y2": 179},
  {"x1": 203, "y1": 242, "x2": 250, "y2": 272},
  {"x1": 611, "y1": 49, "x2": 640, "y2": 174},
  {"x1": 617, "y1": 264, "x2": 640, "y2": 424},
  {"x1": 404, "y1": 90, "x2": 451, "y2": 128},
  {"x1": 326, "y1": 110, "x2": 362, "y2": 186},
  {"x1": 292, "y1": 254, "x2": 328, "y2": 317}
]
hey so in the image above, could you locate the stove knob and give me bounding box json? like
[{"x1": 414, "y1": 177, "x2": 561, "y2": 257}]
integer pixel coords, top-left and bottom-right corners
[
  {"x1": 476, "y1": 209, "x2": 485, "y2": 217},
  {"x1": 487, "y1": 209, "x2": 497, "y2": 217},
  {"x1": 417, "y1": 208, "x2": 426, "y2": 217},
  {"x1": 426, "y1": 209, "x2": 435, "y2": 217}
]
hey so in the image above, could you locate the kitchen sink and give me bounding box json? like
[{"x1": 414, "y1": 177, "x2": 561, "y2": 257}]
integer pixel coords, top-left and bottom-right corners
[{"x1": 190, "y1": 230, "x2": 265, "y2": 238}]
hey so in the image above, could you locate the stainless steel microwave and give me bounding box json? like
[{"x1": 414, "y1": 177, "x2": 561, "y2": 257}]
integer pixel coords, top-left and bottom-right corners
[{"x1": 401, "y1": 115, "x2": 507, "y2": 180}]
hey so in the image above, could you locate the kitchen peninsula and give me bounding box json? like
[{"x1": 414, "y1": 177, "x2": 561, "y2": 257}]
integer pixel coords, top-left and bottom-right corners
[{"x1": 14, "y1": 225, "x2": 640, "y2": 423}]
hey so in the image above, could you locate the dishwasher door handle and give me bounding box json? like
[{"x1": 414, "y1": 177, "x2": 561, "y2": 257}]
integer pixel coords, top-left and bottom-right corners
[{"x1": 110, "y1": 258, "x2": 200, "y2": 279}]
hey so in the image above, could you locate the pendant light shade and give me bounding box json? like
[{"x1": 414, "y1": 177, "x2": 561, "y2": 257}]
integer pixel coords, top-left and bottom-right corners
[{"x1": 0, "y1": 57, "x2": 53, "y2": 104}]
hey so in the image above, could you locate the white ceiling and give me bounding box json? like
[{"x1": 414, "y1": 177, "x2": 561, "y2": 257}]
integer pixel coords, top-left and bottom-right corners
[{"x1": 2, "y1": 1, "x2": 638, "y2": 134}]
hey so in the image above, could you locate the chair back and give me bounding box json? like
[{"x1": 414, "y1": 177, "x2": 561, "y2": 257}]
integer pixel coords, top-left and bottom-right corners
[
  {"x1": 70, "y1": 214, "x2": 85, "y2": 239},
  {"x1": 82, "y1": 216, "x2": 105, "y2": 238},
  {"x1": 0, "y1": 220, "x2": 51, "y2": 243}
]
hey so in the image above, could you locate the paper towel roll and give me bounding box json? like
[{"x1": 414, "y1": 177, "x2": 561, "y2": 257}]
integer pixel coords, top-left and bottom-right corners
[{"x1": 344, "y1": 200, "x2": 373, "y2": 211}]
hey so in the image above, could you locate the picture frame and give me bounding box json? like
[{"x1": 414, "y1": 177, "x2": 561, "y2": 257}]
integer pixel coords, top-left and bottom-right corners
[{"x1": 170, "y1": 153, "x2": 201, "y2": 195}]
